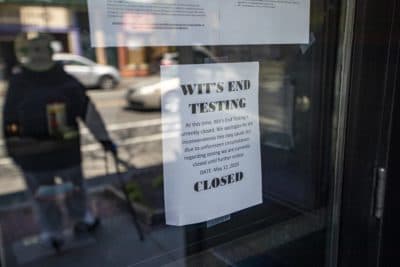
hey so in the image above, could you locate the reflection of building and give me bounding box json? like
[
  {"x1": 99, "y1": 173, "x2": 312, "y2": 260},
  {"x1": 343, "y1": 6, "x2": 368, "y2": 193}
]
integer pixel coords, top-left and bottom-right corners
[
  {"x1": 117, "y1": 46, "x2": 169, "y2": 77},
  {"x1": 0, "y1": 4, "x2": 81, "y2": 79},
  {"x1": 0, "y1": 2, "x2": 167, "y2": 80}
]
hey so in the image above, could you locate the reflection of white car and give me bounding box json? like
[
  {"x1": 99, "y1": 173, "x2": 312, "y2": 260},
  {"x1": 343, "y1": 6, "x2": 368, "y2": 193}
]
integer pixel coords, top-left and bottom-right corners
[
  {"x1": 53, "y1": 53, "x2": 120, "y2": 89},
  {"x1": 125, "y1": 77, "x2": 180, "y2": 110},
  {"x1": 126, "y1": 47, "x2": 217, "y2": 110}
]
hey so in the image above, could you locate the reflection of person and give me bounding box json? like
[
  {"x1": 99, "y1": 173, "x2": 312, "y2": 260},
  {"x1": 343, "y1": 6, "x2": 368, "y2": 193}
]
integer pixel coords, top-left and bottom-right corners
[{"x1": 2, "y1": 33, "x2": 116, "y2": 250}]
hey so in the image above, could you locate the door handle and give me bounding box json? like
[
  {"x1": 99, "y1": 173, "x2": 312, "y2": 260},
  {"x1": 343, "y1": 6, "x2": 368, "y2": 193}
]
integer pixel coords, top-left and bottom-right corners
[{"x1": 374, "y1": 167, "x2": 387, "y2": 219}]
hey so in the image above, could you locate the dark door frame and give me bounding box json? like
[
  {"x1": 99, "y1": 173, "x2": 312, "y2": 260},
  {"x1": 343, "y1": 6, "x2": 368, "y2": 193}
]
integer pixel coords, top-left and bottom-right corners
[
  {"x1": 339, "y1": 0, "x2": 399, "y2": 266},
  {"x1": 379, "y1": 14, "x2": 400, "y2": 266}
]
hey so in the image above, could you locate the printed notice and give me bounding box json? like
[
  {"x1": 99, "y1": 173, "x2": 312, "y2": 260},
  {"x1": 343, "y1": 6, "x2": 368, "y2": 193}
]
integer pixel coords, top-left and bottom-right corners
[
  {"x1": 220, "y1": 0, "x2": 310, "y2": 45},
  {"x1": 87, "y1": 0, "x2": 310, "y2": 47},
  {"x1": 161, "y1": 62, "x2": 262, "y2": 226}
]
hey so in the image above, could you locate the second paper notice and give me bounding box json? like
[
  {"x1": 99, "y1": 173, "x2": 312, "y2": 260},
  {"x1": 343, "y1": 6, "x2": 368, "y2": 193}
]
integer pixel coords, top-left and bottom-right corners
[
  {"x1": 161, "y1": 62, "x2": 262, "y2": 226},
  {"x1": 88, "y1": 0, "x2": 310, "y2": 47}
]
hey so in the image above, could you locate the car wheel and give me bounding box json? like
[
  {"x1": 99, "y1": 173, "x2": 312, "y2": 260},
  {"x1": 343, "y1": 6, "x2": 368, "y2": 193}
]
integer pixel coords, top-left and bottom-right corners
[{"x1": 99, "y1": 76, "x2": 116, "y2": 90}]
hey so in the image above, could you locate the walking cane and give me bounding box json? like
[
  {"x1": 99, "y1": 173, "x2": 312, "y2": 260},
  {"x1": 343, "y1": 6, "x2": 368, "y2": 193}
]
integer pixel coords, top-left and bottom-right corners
[{"x1": 104, "y1": 149, "x2": 144, "y2": 241}]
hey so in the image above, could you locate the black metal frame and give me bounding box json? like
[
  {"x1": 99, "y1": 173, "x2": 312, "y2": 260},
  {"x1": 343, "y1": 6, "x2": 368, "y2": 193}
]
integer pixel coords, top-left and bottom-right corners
[
  {"x1": 379, "y1": 4, "x2": 400, "y2": 265},
  {"x1": 380, "y1": 60, "x2": 400, "y2": 267},
  {"x1": 338, "y1": 0, "x2": 399, "y2": 266}
]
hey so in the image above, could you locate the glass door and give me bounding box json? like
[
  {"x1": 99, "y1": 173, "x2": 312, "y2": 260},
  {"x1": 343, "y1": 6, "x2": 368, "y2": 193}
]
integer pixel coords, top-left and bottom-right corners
[{"x1": 0, "y1": 0, "x2": 363, "y2": 267}]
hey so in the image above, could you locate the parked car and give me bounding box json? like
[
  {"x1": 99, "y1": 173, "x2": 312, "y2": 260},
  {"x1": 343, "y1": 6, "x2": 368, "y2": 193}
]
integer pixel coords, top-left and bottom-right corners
[
  {"x1": 126, "y1": 47, "x2": 217, "y2": 110},
  {"x1": 125, "y1": 77, "x2": 180, "y2": 110},
  {"x1": 53, "y1": 53, "x2": 120, "y2": 89}
]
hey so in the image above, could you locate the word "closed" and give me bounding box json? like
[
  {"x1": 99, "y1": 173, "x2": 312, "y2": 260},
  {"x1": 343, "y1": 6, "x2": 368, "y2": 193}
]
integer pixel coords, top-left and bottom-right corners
[{"x1": 194, "y1": 172, "x2": 244, "y2": 192}]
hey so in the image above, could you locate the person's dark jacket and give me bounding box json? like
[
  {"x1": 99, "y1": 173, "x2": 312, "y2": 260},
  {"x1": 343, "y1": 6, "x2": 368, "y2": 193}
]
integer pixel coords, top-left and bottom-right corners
[{"x1": 3, "y1": 64, "x2": 92, "y2": 171}]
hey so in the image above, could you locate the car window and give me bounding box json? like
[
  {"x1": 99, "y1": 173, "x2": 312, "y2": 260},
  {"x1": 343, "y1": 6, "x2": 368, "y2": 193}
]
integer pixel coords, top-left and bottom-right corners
[
  {"x1": 64, "y1": 60, "x2": 88, "y2": 66},
  {"x1": 194, "y1": 51, "x2": 214, "y2": 64}
]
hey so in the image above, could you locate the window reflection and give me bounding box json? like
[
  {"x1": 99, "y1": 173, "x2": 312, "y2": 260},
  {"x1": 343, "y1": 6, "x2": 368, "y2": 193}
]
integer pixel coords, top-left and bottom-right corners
[{"x1": 0, "y1": 1, "x2": 335, "y2": 267}]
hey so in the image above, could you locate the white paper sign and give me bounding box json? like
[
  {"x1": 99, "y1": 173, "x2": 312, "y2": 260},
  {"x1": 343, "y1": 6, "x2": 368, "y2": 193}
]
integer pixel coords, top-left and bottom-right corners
[
  {"x1": 161, "y1": 62, "x2": 262, "y2": 226},
  {"x1": 87, "y1": 0, "x2": 310, "y2": 47}
]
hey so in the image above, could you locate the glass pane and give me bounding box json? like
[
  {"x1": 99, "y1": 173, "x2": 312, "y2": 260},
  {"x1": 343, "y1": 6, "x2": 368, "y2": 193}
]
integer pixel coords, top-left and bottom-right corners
[{"x1": 0, "y1": 1, "x2": 343, "y2": 267}]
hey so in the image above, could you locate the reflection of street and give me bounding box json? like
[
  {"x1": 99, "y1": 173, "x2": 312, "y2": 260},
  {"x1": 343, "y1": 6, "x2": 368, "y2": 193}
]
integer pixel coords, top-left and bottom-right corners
[{"x1": 0, "y1": 76, "x2": 162, "y2": 195}]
